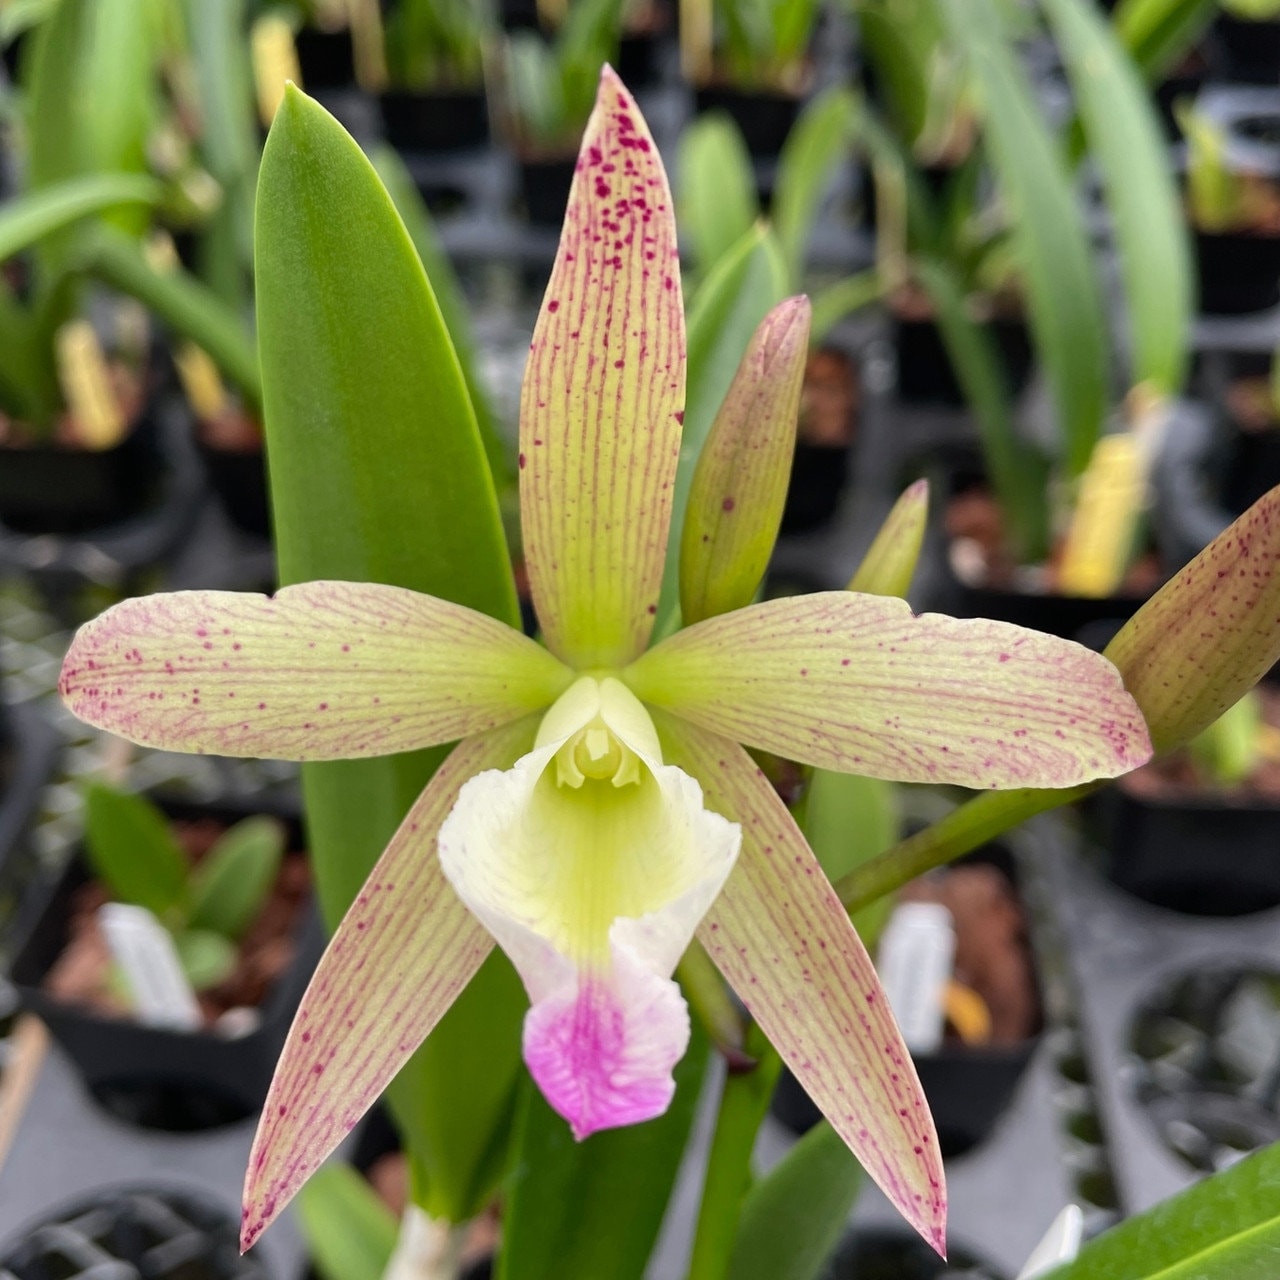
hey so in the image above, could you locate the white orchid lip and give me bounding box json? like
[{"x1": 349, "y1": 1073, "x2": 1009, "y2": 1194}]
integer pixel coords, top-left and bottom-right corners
[{"x1": 438, "y1": 676, "x2": 740, "y2": 1138}]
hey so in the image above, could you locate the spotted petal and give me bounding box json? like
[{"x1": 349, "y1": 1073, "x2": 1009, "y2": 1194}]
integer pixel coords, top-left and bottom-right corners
[
  {"x1": 519, "y1": 66, "x2": 685, "y2": 670},
  {"x1": 656, "y1": 712, "x2": 946, "y2": 1255},
  {"x1": 439, "y1": 677, "x2": 739, "y2": 1139},
  {"x1": 628, "y1": 592, "x2": 1151, "y2": 788},
  {"x1": 60, "y1": 582, "x2": 571, "y2": 759},
  {"x1": 241, "y1": 718, "x2": 537, "y2": 1252}
]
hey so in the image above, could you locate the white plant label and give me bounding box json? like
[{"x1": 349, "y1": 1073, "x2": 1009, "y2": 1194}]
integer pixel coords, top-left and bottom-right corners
[
  {"x1": 99, "y1": 903, "x2": 202, "y2": 1031},
  {"x1": 877, "y1": 902, "x2": 956, "y2": 1054},
  {"x1": 1018, "y1": 1204, "x2": 1083, "y2": 1278}
]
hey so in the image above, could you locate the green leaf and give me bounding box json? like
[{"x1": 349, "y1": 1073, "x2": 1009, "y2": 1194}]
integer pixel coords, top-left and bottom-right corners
[
  {"x1": 942, "y1": 0, "x2": 1110, "y2": 478},
  {"x1": 296, "y1": 1164, "x2": 398, "y2": 1280},
  {"x1": 726, "y1": 1121, "x2": 863, "y2": 1280},
  {"x1": 498, "y1": 1031, "x2": 708, "y2": 1280},
  {"x1": 656, "y1": 223, "x2": 789, "y2": 631},
  {"x1": 188, "y1": 815, "x2": 285, "y2": 940},
  {"x1": 915, "y1": 256, "x2": 1050, "y2": 561},
  {"x1": 678, "y1": 113, "x2": 759, "y2": 280},
  {"x1": 1041, "y1": 1139, "x2": 1280, "y2": 1280},
  {"x1": 372, "y1": 145, "x2": 513, "y2": 487},
  {"x1": 83, "y1": 783, "x2": 189, "y2": 920},
  {"x1": 773, "y1": 85, "x2": 858, "y2": 285},
  {"x1": 80, "y1": 227, "x2": 262, "y2": 411},
  {"x1": 173, "y1": 927, "x2": 238, "y2": 990},
  {"x1": 0, "y1": 173, "x2": 159, "y2": 264},
  {"x1": 809, "y1": 269, "x2": 881, "y2": 347},
  {"x1": 1043, "y1": 0, "x2": 1193, "y2": 394},
  {"x1": 1112, "y1": 0, "x2": 1217, "y2": 81},
  {"x1": 255, "y1": 86, "x2": 524, "y2": 1224}
]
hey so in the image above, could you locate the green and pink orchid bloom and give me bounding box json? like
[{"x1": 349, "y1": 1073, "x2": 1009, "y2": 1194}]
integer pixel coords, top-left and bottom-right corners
[{"x1": 58, "y1": 69, "x2": 1152, "y2": 1258}]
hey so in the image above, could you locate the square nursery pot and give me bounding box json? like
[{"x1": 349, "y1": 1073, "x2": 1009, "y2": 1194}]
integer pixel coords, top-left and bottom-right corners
[
  {"x1": 294, "y1": 27, "x2": 356, "y2": 92},
  {"x1": 0, "y1": 702, "x2": 60, "y2": 938},
  {"x1": 693, "y1": 85, "x2": 802, "y2": 158},
  {"x1": 821, "y1": 1228, "x2": 1004, "y2": 1280},
  {"x1": 773, "y1": 846, "x2": 1042, "y2": 1159},
  {"x1": 0, "y1": 1186, "x2": 268, "y2": 1279},
  {"x1": 1089, "y1": 783, "x2": 1280, "y2": 916},
  {"x1": 518, "y1": 155, "x2": 579, "y2": 229},
  {"x1": 8, "y1": 798, "x2": 322, "y2": 1131},
  {"x1": 893, "y1": 316, "x2": 1034, "y2": 408},
  {"x1": 379, "y1": 88, "x2": 490, "y2": 154},
  {"x1": 1194, "y1": 229, "x2": 1280, "y2": 315}
]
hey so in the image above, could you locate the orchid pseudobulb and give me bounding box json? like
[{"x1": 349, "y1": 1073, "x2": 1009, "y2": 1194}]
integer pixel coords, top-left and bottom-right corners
[{"x1": 58, "y1": 70, "x2": 1151, "y2": 1256}]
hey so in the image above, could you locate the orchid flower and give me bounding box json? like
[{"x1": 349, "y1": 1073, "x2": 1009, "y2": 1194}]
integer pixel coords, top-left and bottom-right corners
[{"x1": 58, "y1": 69, "x2": 1151, "y2": 1256}]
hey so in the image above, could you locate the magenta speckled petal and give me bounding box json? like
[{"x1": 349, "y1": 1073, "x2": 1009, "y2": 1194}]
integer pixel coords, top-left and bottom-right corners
[
  {"x1": 240, "y1": 717, "x2": 537, "y2": 1252},
  {"x1": 519, "y1": 66, "x2": 685, "y2": 670},
  {"x1": 656, "y1": 712, "x2": 947, "y2": 1256},
  {"x1": 60, "y1": 582, "x2": 571, "y2": 760},
  {"x1": 629, "y1": 591, "x2": 1151, "y2": 789}
]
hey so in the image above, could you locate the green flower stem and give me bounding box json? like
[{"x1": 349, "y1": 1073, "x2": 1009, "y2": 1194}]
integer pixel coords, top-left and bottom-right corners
[
  {"x1": 685, "y1": 1024, "x2": 783, "y2": 1280},
  {"x1": 836, "y1": 781, "x2": 1099, "y2": 913},
  {"x1": 678, "y1": 941, "x2": 752, "y2": 1069}
]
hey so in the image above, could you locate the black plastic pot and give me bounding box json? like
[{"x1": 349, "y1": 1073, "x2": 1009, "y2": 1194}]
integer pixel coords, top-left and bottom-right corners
[
  {"x1": 1194, "y1": 229, "x2": 1280, "y2": 315},
  {"x1": 894, "y1": 316, "x2": 1034, "y2": 407},
  {"x1": 0, "y1": 1186, "x2": 268, "y2": 1279},
  {"x1": 1091, "y1": 785, "x2": 1280, "y2": 916},
  {"x1": 0, "y1": 411, "x2": 165, "y2": 536},
  {"x1": 8, "y1": 799, "x2": 321, "y2": 1129},
  {"x1": 379, "y1": 87, "x2": 490, "y2": 153},
  {"x1": 822, "y1": 1229, "x2": 1004, "y2": 1280},
  {"x1": 694, "y1": 85, "x2": 802, "y2": 158},
  {"x1": 1215, "y1": 15, "x2": 1280, "y2": 86},
  {"x1": 618, "y1": 31, "x2": 662, "y2": 89},
  {"x1": 0, "y1": 703, "x2": 60, "y2": 946},
  {"x1": 518, "y1": 156, "x2": 578, "y2": 228},
  {"x1": 295, "y1": 27, "x2": 356, "y2": 91},
  {"x1": 195, "y1": 439, "x2": 271, "y2": 541},
  {"x1": 779, "y1": 443, "x2": 852, "y2": 534},
  {"x1": 947, "y1": 578, "x2": 1147, "y2": 646}
]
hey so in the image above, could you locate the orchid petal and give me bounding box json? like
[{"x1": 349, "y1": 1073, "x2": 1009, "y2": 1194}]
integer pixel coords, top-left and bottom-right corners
[
  {"x1": 439, "y1": 677, "x2": 738, "y2": 1139},
  {"x1": 628, "y1": 592, "x2": 1151, "y2": 788},
  {"x1": 241, "y1": 718, "x2": 537, "y2": 1252},
  {"x1": 1105, "y1": 485, "x2": 1280, "y2": 755},
  {"x1": 656, "y1": 712, "x2": 946, "y2": 1254},
  {"x1": 60, "y1": 583, "x2": 572, "y2": 759},
  {"x1": 847, "y1": 479, "x2": 930, "y2": 598},
  {"x1": 519, "y1": 66, "x2": 685, "y2": 669},
  {"x1": 679, "y1": 296, "x2": 811, "y2": 626}
]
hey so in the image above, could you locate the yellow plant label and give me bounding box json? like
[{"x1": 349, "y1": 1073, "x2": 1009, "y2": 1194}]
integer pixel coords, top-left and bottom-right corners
[
  {"x1": 55, "y1": 321, "x2": 125, "y2": 450},
  {"x1": 252, "y1": 16, "x2": 301, "y2": 128},
  {"x1": 943, "y1": 981, "x2": 992, "y2": 1046},
  {"x1": 346, "y1": 0, "x2": 388, "y2": 91},
  {"x1": 175, "y1": 343, "x2": 229, "y2": 424},
  {"x1": 144, "y1": 229, "x2": 181, "y2": 275},
  {"x1": 1058, "y1": 434, "x2": 1146, "y2": 599}
]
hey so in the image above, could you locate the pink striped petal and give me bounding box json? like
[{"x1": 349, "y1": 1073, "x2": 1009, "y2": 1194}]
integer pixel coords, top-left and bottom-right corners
[
  {"x1": 241, "y1": 718, "x2": 537, "y2": 1252},
  {"x1": 628, "y1": 592, "x2": 1151, "y2": 788},
  {"x1": 519, "y1": 66, "x2": 685, "y2": 670},
  {"x1": 60, "y1": 582, "x2": 571, "y2": 760},
  {"x1": 438, "y1": 677, "x2": 738, "y2": 1139},
  {"x1": 656, "y1": 712, "x2": 946, "y2": 1255}
]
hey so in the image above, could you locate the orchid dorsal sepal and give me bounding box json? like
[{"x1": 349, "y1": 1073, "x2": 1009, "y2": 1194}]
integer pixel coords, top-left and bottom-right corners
[
  {"x1": 679, "y1": 295, "x2": 812, "y2": 626},
  {"x1": 847, "y1": 479, "x2": 930, "y2": 598}
]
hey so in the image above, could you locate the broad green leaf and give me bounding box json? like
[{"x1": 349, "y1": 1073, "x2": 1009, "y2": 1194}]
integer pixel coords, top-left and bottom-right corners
[
  {"x1": 256, "y1": 87, "x2": 524, "y2": 1223},
  {"x1": 915, "y1": 257, "x2": 1050, "y2": 561},
  {"x1": 942, "y1": 0, "x2": 1109, "y2": 479},
  {"x1": 83, "y1": 783, "x2": 189, "y2": 921},
  {"x1": 373, "y1": 145, "x2": 512, "y2": 487},
  {"x1": 498, "y1": 1031, "x2": 708, "y2": 1280},
  {"x1": 857, "y1": 0, "x2": 948, "y2": 150},
  {"x1": 1042, "y1": 1140, "x2": 1280, "y2": 1279},
  {"x1": 1188, "y1": 690, "x2": 1262, "y2": 786},
  {"x1": 296, "y1": 1164, "x2": 398, "y2": 1280},
  {"x1": 1043, "y1": 0, "x2": 1192, "y2": 395},
  {"x1": 173, "y1": 927, "x2": 238, "y2": 990},
  {"x1": 680, "y1": 296, "x2": 811, "y2": 624},
  {"x1": 80, "y1": 227, "x2": 261, "y2": 411},
  {"x1": 188, "y1": 815, "x2": 285, "y2": 939},
  {"x1": 657, "y1": 223, "x2": 790, "y2": 630},
  {"x1": 1112, "y1": 0, "x2": 1217, "y2": 81},
  {"x1": 773, "y1": 85, "x2": 858, "y2": 284},
  {"x1": 727, "y1": 1121, "x2": 864, "y2": 1280},
  {"x1": 0, "y1": 174, "x2": 159, "y2": 264},
  {"x1": 678, "y1": 113, "x2": 759, "y2": 279}
]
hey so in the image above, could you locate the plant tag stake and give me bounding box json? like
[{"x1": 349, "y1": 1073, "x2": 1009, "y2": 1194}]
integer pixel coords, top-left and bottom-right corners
[
  {"x1": 876, "y1": 902, "x2": 955, "y2": 1053},
  {"x1": 1017, "y1": 1204, "x2": 1083, "y2": 1278},
  {"x1": 252, "y1": 15, "x2": 301, "y2": 128},
  {"x1": 99, "y1": 903, "x2": 202, "y2": 1031},
  {"x1": 55, "y1": 320, "x2": 125, "y2": 450},
  {"x1": 1058, "y1": 432, "x2": 1146, "y2": 598},
  {"x1": 175, "y1": 343, "x2": 230, "y2": 425}
]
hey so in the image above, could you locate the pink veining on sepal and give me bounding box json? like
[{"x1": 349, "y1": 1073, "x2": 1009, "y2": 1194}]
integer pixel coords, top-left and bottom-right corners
[
  {"x1": 656, "y1": 713, "x2": 947, "y2": 1257},
  {"x1": 524, "y1": 947, "x2": 689, "y2": 1140},
  {"x1": 519, "y1": 65, "x2": 686, "y2": 672},
  {"x1": 240, "y1": 718, "x2": 537, "y2": 1253}
]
